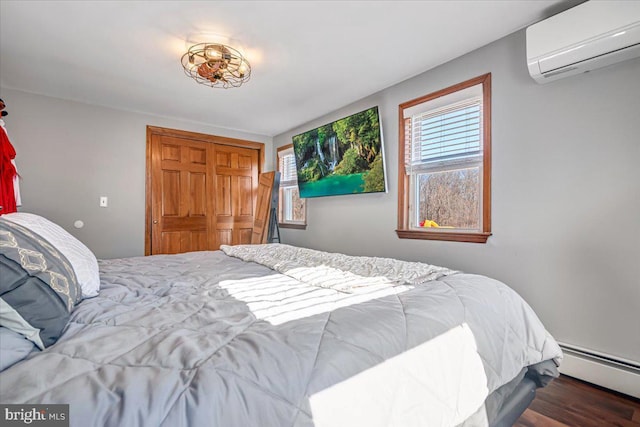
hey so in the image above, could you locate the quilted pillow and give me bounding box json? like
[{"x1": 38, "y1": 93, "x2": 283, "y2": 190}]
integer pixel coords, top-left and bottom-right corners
[
  {"x1": 0, "y1": 218, "x2": 81, "y2": 349},
  {"x1": 2, "y1": 212, "x2": 100, "y2": 298}
]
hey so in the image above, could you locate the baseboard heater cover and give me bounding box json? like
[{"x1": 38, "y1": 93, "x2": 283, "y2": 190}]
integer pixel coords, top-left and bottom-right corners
[{"x1": 558, "y1": 342, "x2": 640, "y2": 399}]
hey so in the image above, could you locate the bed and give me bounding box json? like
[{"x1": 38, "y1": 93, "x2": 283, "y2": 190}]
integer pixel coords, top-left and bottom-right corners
[{"x1": 0, "y1": 214, "x2": 562, "y2": 427}]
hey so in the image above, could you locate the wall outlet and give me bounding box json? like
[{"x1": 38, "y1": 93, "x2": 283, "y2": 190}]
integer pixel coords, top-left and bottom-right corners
[{"x1": 99, "y1": 196, "x2": 108, "y2": 207}]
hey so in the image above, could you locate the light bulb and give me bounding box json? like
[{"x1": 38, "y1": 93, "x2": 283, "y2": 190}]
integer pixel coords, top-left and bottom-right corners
[{"x1": 206, "y1": 47, "x2": 221, "y2": 59}]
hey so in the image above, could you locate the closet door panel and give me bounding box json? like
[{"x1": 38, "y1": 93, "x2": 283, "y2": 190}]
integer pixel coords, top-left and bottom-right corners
[
  {"x1": 150, "y1": 135, "x2": 213, "y2": 254},
  {"x1": 212, "y1": 145, "x2": 259, "y2": 248}
]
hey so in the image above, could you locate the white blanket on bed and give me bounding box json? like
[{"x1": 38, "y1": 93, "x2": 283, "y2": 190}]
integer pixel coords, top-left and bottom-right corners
[{"x1": 221, "y1": 243, "x2": 457, "y2": 292}]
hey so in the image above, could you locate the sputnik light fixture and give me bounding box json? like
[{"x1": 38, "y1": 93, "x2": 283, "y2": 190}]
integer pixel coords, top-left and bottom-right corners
[{"x1": 181, "y1": 42, "x2": 251, "y2": 89}]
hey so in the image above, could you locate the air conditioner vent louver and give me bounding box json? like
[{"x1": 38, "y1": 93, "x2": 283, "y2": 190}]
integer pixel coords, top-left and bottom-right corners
[{"x1": 543, "y1": 67, "x2": 578, "y2": 78}]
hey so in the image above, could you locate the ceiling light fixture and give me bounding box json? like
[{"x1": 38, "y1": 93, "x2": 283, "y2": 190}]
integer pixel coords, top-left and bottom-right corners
[{"x1": 181, "y1": 43, "x2": 251, "y2": 89}]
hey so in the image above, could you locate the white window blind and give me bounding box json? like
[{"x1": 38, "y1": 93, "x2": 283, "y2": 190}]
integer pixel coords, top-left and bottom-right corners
[
  {"x1": 277, "y1": 146, "x2": 306, "y2": 225},
  {"x1": 405, "y1": 97, "x2": 482, "y2": 172},
  {"x1": 278, "y1": 148, "x2": 298, "y2": 186}
]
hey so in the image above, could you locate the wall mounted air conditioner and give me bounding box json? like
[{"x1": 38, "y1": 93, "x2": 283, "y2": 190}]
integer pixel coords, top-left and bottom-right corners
[{"x1": 526, "y1": 1, "x2": 640, "y2": 84}]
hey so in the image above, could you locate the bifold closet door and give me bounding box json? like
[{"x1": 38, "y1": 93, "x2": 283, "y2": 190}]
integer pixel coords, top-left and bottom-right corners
[
  {"x1": 211, "y1": 144, "x2": 259, "y2": 248},
  {"x1": 147, "y1": 127, "x2": 262, "y2": 255},
  {"x1": 149, "y1": 134, "x2": 213, "y2": 254}
]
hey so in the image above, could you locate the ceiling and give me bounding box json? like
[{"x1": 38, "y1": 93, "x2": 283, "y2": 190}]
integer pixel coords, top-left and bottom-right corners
[{"x1": 0, "y1": 1, "x2": 571, "y2": 137}]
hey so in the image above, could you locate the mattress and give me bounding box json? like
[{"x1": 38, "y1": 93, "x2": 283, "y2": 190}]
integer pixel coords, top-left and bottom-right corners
[{"x1": 0, "y1": 244, "x2": 562, "y2": 426}]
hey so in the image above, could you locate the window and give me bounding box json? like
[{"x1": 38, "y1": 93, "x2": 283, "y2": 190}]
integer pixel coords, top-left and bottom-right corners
[
  {"x1": 277, "y1": 144, "x2": 306, "y2": 229},
  {"x1": 397, "y1": 73, "x2": 491, "y2": 243}
]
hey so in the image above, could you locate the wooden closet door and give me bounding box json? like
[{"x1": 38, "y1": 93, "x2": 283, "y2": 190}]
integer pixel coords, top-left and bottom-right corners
[
  {"x1": 146, "y1": 126, "x2": 264, "y2": 255},
  {"x1": 150, "y1": 134, "x2": 213, "y2": 254},
  {"x1": 211, "y1": 144, "x2": 259, "y2": 247}
]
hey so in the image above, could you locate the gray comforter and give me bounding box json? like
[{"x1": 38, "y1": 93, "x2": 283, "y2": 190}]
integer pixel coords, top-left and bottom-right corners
[{"x1": 0, "y1": 246, "x2": 562, "y2": 427}]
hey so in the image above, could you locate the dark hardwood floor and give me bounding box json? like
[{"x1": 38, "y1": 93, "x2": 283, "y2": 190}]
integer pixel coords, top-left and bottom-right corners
[{"x1": 515, "y1": 375, "x2": 640, "y2": 426}]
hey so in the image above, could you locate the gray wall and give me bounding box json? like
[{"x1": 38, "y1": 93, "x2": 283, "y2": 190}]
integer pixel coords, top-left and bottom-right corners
[
  {"x1": 0, "y1": 88, "x2": 272, "y2": 259},
  {"x1": 273, "y1": 29, "x2": 640, "y2": 364}
]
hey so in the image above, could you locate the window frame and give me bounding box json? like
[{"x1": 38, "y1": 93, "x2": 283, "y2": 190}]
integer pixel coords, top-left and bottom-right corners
[
  {"x1": 396, "y1": 73, "x2": 492, "y2": 243},
  {"x1": 277, "y1": 144, "x2": 307, "y2": 230}
]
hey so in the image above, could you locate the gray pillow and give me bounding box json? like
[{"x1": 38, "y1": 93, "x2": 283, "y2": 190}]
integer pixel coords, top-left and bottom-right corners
[
  {"x1": 2, "y1": 213, "x2": 100, "y2": 298},
  {"x1": 0, "y1": 218, "x2": 81, "y2": 349},
  {"x1": 0, "y1": 326, "x2": 36, "y2": 371}
]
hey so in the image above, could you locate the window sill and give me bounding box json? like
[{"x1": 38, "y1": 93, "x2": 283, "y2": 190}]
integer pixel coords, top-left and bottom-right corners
[
  {"x1": 279, "y1": 223, "x2": 307, "y2": 230},
  {"x1": 396, "y1": 229, "x2": 491, "y2": 243}
]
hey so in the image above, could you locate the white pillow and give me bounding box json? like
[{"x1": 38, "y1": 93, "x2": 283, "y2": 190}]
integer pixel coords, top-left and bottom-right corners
[{"x1": 2, "y1": 213, "x2": 100, "y2": 298}]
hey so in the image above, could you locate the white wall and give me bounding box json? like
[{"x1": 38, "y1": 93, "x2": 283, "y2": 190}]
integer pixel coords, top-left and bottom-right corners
[
  {"x1": 0, "y1": 88, "x2": 273, "y2": 259},
  {"x1": 273, "y1": 29, "x2": 640, "y2": 365}
]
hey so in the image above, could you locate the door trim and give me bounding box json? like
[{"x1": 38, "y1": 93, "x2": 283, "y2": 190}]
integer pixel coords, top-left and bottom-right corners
[{"x1": 145, "y1": 125, "x2": 265, "y2": 255}]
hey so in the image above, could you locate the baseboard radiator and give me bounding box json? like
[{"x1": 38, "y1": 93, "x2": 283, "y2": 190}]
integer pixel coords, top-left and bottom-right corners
[{"x1": 558, "y1": 342, "x2": 640, "y2": 399}]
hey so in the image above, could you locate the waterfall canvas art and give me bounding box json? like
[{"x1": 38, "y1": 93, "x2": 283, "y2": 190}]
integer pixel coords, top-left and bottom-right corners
[{"x1": 292, "y1": 106, "x2": 386, "y2": 198}]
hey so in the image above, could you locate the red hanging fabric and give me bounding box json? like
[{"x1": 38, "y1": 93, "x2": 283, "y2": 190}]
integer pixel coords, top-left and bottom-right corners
[{"x1": 0, "y1": 126, "x2": 18, "y2": 215}]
